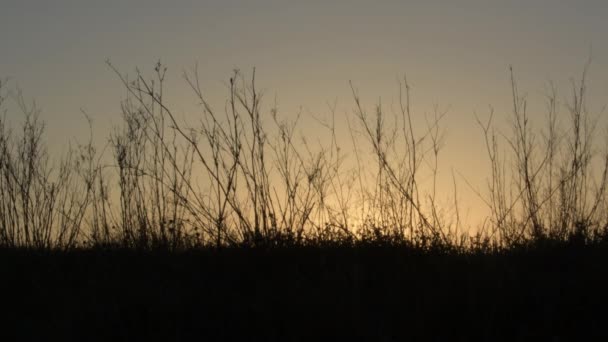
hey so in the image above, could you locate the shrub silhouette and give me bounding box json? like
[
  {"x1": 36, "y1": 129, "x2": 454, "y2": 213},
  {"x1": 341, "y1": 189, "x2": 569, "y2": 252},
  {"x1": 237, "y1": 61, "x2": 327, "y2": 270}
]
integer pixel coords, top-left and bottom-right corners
[
  {"x1": 2, "y1": 63, "x2": 608, "y2": 340},
  {"x1": 1, "y1": 62, "x2": 607, "y2": 250}
]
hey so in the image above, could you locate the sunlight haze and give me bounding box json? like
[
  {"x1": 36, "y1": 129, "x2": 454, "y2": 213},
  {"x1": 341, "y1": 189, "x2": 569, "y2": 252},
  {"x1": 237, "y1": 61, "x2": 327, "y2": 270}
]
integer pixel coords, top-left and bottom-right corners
[{"x1": 2, "y1": 0, "x2": 607, "y2": 230}]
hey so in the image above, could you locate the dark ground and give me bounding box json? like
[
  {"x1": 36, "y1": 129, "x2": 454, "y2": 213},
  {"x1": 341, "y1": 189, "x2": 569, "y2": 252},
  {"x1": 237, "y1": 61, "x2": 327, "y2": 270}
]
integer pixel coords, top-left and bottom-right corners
[{"x1": 1, "y1": 241, "x2": 607, "y2": 341}]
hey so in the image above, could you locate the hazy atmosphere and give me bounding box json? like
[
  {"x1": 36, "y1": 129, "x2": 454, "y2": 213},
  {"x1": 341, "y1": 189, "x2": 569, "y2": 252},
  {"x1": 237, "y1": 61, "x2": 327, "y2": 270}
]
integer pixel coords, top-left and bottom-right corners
[
  {"x1": 5, "y1": 2, "x2": 608, "y2": 340},
  {"x1": 3, "y1": 1, "x2": 608, "y2": 230}
]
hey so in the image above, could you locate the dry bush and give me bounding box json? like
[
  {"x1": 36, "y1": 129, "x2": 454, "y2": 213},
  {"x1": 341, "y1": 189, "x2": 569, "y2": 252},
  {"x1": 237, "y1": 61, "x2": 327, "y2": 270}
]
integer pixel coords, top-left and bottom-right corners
[
  {"x1": 0, "y1": 82, "x2": 92, "y2": 249},
  {"x1": 477, "y1": 65, "x2": 608, "y2": 246},
  {"x1": 1, "y1": 61, "x2": 606, "y2": 251}
]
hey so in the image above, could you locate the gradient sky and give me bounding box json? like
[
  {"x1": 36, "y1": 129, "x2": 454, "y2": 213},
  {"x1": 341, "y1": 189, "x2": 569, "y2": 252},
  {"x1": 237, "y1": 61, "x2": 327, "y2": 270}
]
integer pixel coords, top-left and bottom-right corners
[{"x1": 2, "y1": 0, "x2": 608, "y2": 228}]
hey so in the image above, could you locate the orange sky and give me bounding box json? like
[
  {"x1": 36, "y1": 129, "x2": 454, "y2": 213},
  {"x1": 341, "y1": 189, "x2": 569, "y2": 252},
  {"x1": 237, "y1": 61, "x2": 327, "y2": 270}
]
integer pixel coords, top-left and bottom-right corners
[{"x1": 2, "y1": 0, "x2": 608, "y2": 230}]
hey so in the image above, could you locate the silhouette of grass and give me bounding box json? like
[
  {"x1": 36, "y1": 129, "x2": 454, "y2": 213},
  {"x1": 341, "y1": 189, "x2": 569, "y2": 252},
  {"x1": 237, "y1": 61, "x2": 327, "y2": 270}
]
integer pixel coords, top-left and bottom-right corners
[
  {"x1": 2, "y1": 237, "x2": 608, "y2": 340},
  {"x1": 1, "y1": 63, "x2": 608, "y2": 339}
]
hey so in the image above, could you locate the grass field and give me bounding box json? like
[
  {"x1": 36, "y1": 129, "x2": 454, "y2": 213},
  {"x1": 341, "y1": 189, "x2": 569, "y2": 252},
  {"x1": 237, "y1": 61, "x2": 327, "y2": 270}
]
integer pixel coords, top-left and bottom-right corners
[
  {"x1": 1, "y1": 63, "x2": 608, "y2": 340},
  {"x1": 2, "y1": 238, "x2": 608, "y2": 340}
]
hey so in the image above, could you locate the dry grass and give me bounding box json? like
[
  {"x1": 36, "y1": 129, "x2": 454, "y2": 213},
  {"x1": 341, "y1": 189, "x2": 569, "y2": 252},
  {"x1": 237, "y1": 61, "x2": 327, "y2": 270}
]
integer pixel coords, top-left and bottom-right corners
[{"x1": 0, "y1": 61, "x2": 607, "y2": 251}]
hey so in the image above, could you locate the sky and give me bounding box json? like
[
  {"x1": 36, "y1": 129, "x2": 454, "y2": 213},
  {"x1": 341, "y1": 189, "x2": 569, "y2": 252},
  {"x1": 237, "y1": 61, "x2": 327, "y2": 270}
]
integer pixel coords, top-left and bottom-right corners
[{"x1": 1, "y1": 0, "x2": 608, "y2": 229}]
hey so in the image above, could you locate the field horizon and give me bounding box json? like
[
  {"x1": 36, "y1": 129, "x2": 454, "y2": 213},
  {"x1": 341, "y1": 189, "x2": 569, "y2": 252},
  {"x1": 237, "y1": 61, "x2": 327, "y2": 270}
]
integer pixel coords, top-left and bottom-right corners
[
  {"x1": 2, "y1": 61, "x2": 607, "y2": 250},
  {"x1": 5, "y1": 1, "x2": 608, "y2": 340},
  {"x1": 2, "y1": 61, "x2": 608, "y2": 339}
]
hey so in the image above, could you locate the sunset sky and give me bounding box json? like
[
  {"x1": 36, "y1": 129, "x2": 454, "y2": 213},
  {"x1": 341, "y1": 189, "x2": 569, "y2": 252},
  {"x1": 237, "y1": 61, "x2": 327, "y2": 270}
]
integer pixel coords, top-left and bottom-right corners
[{"x1": 2, "y1": 0, "x2": 607, "y2": 228}]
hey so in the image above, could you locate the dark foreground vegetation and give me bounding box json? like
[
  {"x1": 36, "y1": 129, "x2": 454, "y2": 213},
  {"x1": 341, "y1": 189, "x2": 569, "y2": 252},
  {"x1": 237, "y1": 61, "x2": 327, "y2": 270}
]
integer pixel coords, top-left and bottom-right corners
[
  {"x1": 1, "y1": 62, "x2": 608, "y2": 339},
  {"x1": 2, "y1": 238, "x2": 608, "y2": 340}
]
